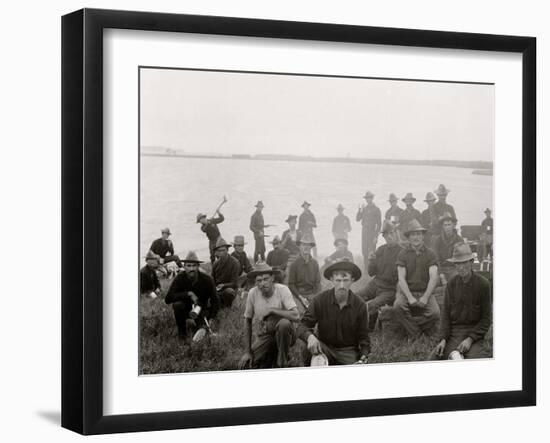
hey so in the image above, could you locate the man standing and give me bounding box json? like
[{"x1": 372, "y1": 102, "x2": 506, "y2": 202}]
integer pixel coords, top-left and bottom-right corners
[
  {"x1": 356, "y1": 190, "x2": 381, "y2": 271},
  {"x1": 238, "y1": 263, "x2": 300, "y2": 369},
  {"x1": 325, "y1": 238, "x2": 355, "y2": 266},
  {"x1": 385, "y1": 193, "x2": 404, "y2": 225},
  {"x1": 433, "y1": 212, "x2": 464, "y2": 286},
  {"x1": 212, "y1": 237, "x2": 241, "y2": 308},
  {"x1": 298, "y1": 201, "x2": 317, "y2": 259},
  {"x1": 399, "y1": 193, "x2": 423, "y2": 233},
  {"x1": 149, "y1": 227, "x2": 183, "y2": 268},
  {"x1": 332, "y1": 203, "x2": 352, "y2": 241},
  {"x1": 431, "y1": 243, "x2": 492, "y2": 360},
  {"x1": 266, "y1": 236, "x2": 290, "y2": 282},
  {"x1": 479, "y1": 208, "x2": 493, "y2": 261},
  {"x1": 297, "y1": 260, "x2": 370, "y2": 366},
  {"x1": 288, "y1": 233, "x2": 321, "y2": 313},
  {"x1": 250, "y1": 201, "x2": 268, "y2": 263},
  {"x1": 432, "y1": 184, "x2": 457, "y2": 234},
  {"x1": 357, "y1": 221, "x2": 402, "y2": 329},
  {"x1": 140, "y1": 251, "x2": 162, "y2": 298},
  {"x1": 197, "y1": 211, "x2": 225, "y2": 263},
  {"x1": 421, "y1": 192, "x2": 438, "y2": 248},
  {"x1": 393, "y1": 220, "x2": 440, "y2": 338},
  {"x1": 164, "y1": 251, "x2": 219, "y2": 340}
]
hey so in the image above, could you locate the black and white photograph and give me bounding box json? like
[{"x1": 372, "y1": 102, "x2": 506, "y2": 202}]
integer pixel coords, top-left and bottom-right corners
[{"x1": 139, "y1": 67, "x2": 494, "y2": 374}]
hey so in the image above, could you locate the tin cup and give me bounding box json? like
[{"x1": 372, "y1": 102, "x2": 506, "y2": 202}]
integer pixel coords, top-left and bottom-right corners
[
  {"x1": 189, "y1": 304, "x2": 201, "y2": 319},
  {"x1": 448, "y1": 350, "x2": 464, "y2": 360}
]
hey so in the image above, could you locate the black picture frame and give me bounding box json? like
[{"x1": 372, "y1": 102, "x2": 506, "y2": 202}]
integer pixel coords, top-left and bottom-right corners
[{"x1": 61, "y1": 8, "x2": 536, "y2": 435}]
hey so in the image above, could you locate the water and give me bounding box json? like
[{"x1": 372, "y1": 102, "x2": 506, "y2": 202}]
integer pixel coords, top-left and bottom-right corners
[{"x1": 140, "y1": 156, "x2": 492, "y2": 261}]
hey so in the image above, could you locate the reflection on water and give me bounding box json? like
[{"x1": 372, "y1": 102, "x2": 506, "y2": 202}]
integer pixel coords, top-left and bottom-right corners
[{"x1": 140, "y1": 157, "x2": 492, "y2": 260}]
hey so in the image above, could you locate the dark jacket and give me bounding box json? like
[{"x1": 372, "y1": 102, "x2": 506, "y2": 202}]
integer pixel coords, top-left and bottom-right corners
[
  {"x1": 165, "y1": 271, "x2": 219, "y2": 318},
  {"x1": 281, "y1": 229, "x2": 301, "y2": 256},
  {"x1": 249, "y1": 210, "x2": 265, "y2": 239},
  {"x1": 212, "y1": 255, "x2": 241, "y2": 290},
  {"x1": 266, "y1": 248, "x2": 290, "y2": 270},
  {"x1": 288, "y1": 256, "x2": 321, "y2": 296},
  {"x1": 231, "y1": 250, "x2": 252, "y2": 274},
  {"x1": 298, "y1": 209, "x2": 317, "y2": 234},
  {"x1": 140, "y1": 265, "x2": 160, "y2": 294},
  {"x1": 149, "y1": 238, "x2": 174, "y2": 258},
  {"x1": 201, "y1": 213, "x2": 224, "y2": 242},
  {"x1": 367, "y1": 243, "x2": 403, "y2": 289},
  {"x1": 356, "y1": 204, "x2": 381, "y2": 231}
]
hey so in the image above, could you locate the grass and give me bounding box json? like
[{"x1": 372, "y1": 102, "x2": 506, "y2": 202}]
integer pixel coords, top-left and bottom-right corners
[{"x1": 140, "y1": 266, "x2": 493, "y2": 374}]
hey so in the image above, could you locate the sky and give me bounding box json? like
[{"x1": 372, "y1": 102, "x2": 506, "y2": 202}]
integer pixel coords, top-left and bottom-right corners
[{"x1": 140, "y1": 67, "x2": 494, "y2": 162}]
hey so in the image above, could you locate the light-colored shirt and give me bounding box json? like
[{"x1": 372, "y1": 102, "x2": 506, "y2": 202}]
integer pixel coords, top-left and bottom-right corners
[{"x1": 244, "y1": 283, "x2": 297, "y2": 321}]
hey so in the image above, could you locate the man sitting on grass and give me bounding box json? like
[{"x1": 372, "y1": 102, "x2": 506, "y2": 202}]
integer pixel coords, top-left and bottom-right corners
[
  {"x1": 287, "y1": 233, "x2": 321, "y2": 313},
  {"x1": 238, "y1": 263, "x2": 300, "y2": 369},
  {"x1": 431, "y1": 243, "x2": 492, "y2": 360},
  {"x1": 392, "y1": 220, "x2": 440, "y2": 338},
  {"x1": 140, "y1": 251, "x2": 162, "y2": 298},
  {"x1": 212, "y1": 237, "x2": 241, "y2": 308},
  {"x1": 297, "y1": 259, "x2": 370, "y2": 366},
  {"x1": 164, "y1": 251, "x2": 219, "y2": 341}
]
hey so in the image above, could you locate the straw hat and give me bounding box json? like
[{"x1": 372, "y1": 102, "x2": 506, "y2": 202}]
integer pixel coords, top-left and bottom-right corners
[
  {"x1": 447, "y1": 243, "x2": 475, "y2": 263},
  {"x1": 323, "y1": 258, "x2": 362, "y2": 281},
  {"x1": 213, "y1": 237, "x2": 232, "y2": 250},
  {"x1": 182, "y1": 251, "x2": 204, "y2": 263},
  {"x1": 403, "y1": 219, "x2": 427, "y2": 237}
]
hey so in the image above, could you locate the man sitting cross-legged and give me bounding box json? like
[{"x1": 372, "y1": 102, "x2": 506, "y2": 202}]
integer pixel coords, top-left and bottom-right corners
[
  {"x1": 392, "y1": 219, "x2": 441, "y2": 338},
  {"x1": 297, "y1": 259, "x2": 370, "y2": 366},
  {"x1": 238, "y1": 263, "x2": 300, "y2": 369}
]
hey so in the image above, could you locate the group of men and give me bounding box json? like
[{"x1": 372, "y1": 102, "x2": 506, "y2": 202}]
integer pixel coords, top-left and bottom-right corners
[{"x1": 140, "y1": 183, "x2": 493, "y2": 368}]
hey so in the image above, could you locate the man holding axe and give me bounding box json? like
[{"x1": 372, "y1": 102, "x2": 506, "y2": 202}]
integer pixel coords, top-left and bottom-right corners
[{"x1": 197, "y1": 195, "x2": 227, "y2": 263}]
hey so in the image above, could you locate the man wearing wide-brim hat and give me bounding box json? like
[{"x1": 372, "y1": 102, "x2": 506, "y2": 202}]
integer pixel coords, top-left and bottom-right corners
[
  {"x1": 250, "y1": 201, "x2": 269, "y2": 263},
  {"x1": 433, "y1": 212, "x2": 464, "y2": 286},
  {"x1": 297, "y1": 259, "x2": 370, "y2": 366},
  {"x1": 197, "y1": 209, "x2": 225, "y2": 264},
  {"x1": 421, "y1": 192, "x2": 438, "y2": 248},
  {"x1": 433, "y1": 184, "x2": 457, "y2": 235},
  {"x1": 281, "y1": 215, "x2": 301, "y2": 260},
  {"x1": 392, "y1": 220, "x2": 441, "y2": 338},
  {"x1": 238, "y1": 263, "x2": 300, "y2": 369},
  {"x1": 140, "y1": 251, "x2": 162, "y2": 298},
  {"x1": 332, "y1": 203, "x2": 352, "y2": 242},
  {"x1": 431, "y1": 243, "x2": 492, "y2": 360},
  {"x1": 298, "y1": 201, "x2": 318, "y2": 259},
  {"x1": 356, "y1": 221, "x2": 403, "y2": 330},
  {"x1": 399, "y1": 193, "x2": 422, "y2": 239},
  {"x1": 266, "y1": 235, "x2": 290, "y2": 283},
  {"x1": 384, "y1": 193, "x2": 405, "y2": 237},
  {"x1": 324, "y1": 237, "x2": 355, "y2": 267},
  {"x1": 164, "y1": 251, "x2": 220, "y2": 341},
  {"x1": 149, "y1": 227, "x2": 183, "y2": 269},
  {"x1": 212, "y1": 237, "x2": 241, "y2": 308},
  {"x1": 479, "y1": 208, "x2": 493, "y2": 261},
  {"x1": 287, "y1": 232, "x2": 321, "y2": 313},
  {"x1": 356, "y1": 190, "x2": 382, "y2": 271}
]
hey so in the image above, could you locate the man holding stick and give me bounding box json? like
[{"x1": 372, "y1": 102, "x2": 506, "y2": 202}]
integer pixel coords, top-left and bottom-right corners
[{"x1": 197, "y1": 195, "x2": 227, "y2": 264}]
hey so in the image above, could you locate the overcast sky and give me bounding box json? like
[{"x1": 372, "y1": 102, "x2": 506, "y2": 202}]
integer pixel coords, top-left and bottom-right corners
[{"x1": 140, "y1": 68, "x2": 494, "y2": 161}]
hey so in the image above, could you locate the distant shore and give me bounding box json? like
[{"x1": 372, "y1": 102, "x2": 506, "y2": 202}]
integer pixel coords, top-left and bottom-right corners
[{"x1": 141, "y1": 151, "x2": 493, "y2": 170}]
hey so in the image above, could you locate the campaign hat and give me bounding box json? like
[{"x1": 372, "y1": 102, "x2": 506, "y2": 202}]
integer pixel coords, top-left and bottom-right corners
[
  {"x1": 447, "y1": 243, "x2": 475, "y2": 263},
  {"x1": 403, "y1": 219, "x2": 428, "y2": 237},
  {"x1": 213, "y1": 237, "x2": 232, "y2": 250},
  {"x1": 182, "y1": 251, "x2": 204, "y2": 264},
  {"x1": 323, "y1": 258, "x2": 362, "y2": 281}
]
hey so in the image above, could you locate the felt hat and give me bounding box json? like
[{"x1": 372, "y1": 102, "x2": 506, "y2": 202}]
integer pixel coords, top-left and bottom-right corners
[
  {"x1": 402, "y1": 193, "x2": 416, "y2": 203},
  {"x1": 363, "y1": 190, "x2": 375, "y2": 199},
  {"x1": 255, "y1": 201, "x2": 264, "y2": 208},
  {"x1": 403, "y1": 219, "x2": 428, "y2": 237},
  {"x1": 447, "y1": 243, "x2": 475, "y2": 263},
  {"x1": 233, "y1": 235, "x2": 246, "y2": 246},
  {"x1": 388, "y1": 193, "x2": 398, "y2": 203},
  {"x1": 438, "y1": 211, "x2": 457, "y2": 225},
  {"x1": 484, "y1": 208, "x2": 492, "y2": 215},
  {"x1": 213, "y1": 237, "x2": 232, "y2": 250},
  {"x1": 323, "y1": 258, "x2": 362, "y2": 281},
  {"x1": 182, "y1": 251, "x2": 204, "y2": 264},
  {"x1": 285, "y1": 214, "x2": 297, "y2": 223},
  {"x1": 270, "y1": 235, "x2": 282, "y2": 245},
  {"x1": 145, "y1": 250, "x2": 160, "y2": 262},
  {"x1": 336, "y1": 203, "x2": 345, "y2": 210},
  {"x1": 161, "y1": 227, "x2": 171, "y2": 235},
  {"x1": 247, "y1": 262, "x2": 280, "y2": 280},
  {"x1": 297, "y1": 232, "x2": 316, "y2": 247},
  {"x1": 435, "y1": 184, "x2": 451, "y2": 196},
  {"x1": 196, "y1": 213, "x2": 207, "y2": 223},
  {"x1": 333, "y1": 237, "x2": 348, "y2": 247},
  {"x1": 301, "y1": 201, "x2": 311, "y2": 208},
  {"x1": 381, "y1": 220, "x2": 396, "y2": 235},
  {"x1": 424, "y1": 192, "x2": 437, "y2": 202}
]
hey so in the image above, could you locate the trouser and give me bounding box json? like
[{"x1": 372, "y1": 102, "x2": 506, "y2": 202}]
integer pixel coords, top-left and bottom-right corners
[
  {"x1": 250, "y1": 317, "x2": 296, "y2": 368},
  {"x1": 218, "y1": 288, "x2": 236, "y2": 308},
  {"x1": 163, "y1": 255, "x2": 183, "y2": 268},
  {"x1": 361, "y1": 227, "x2": 378, "y2": 271},
  {"x1": 208, "y1": 239, "x2": 218, "y2": 264},
  {"x1": 172, "y1": 301, "x2": 206, "y2": 337},
  {"x1": 393, "y1": 288, "x2": 441, "y2": 338},
  {"x1": 356, "y1": 280, "x2": 396, "y2": 330},
  {"x1": 479, "y1": 234, "x2": 493, "y2": 260},
  {"x1": 429, "y1": 325, "x2": 490, "y2": 360},
  {"x1": 302, "y1": 341, "x2": 359, "y2": 366},
  {"x1": 253, "y1": 237, "x2": 266, "y2": 263}
]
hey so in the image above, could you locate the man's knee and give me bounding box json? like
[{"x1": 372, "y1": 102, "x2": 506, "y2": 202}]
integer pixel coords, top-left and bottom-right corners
[{"x1": 276, "y1": 318, "x2": 292, "y2": 332}]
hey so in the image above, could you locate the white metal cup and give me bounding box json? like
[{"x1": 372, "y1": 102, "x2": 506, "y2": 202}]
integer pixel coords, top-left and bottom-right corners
[
  {"x1": 449, "y1": 350, "x2": 464, "y2": 360},
  {"x1": 190, "y1": 304, "x2": 201, "y2": 319}
]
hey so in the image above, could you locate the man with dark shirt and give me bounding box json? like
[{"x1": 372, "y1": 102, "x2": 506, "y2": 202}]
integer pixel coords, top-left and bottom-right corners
[
  {"x1": 356, "y1": 221, "x2": 402, "y2": 329},
  {"x1": 432, "y1": 184, "x2": 457, "y2": 235},
  {"x1": 164, "y1": 251, "x2": 219, "y2": 340},
  {"x1": 298, "y1": 260, "x2": 370, "y2": 366},
  {"x1": 324, "y1": 238, "x2": 355, "y2": 266},
  {"x1": 288, "y1": 233, "x2": 321, "y2": 314},
  {"x1": 281, "y1": 215, "x2": 301, "y2": 260},
  {"x1": 197, "y1": 211, "x2": 225, "y2": 263},
  {"x1": 149, "y1": 227, "x2": 182, "y2": 268},
  {"x1": 212, "y1": 237, "x2": 241, "y2": 308},
  {"x1": 399, "y1": 193, "x2": 423, "y2": 236},
  {"x1": 385, "y1": 193, "x2": 405, "y2": 243},
  {"x1": 266, "y1": 236, "x2": 290, "y2": 282},
  {"x1": 356, "y1": 190, "x2": 382, "y2": 271},
  {"x1": 140, "y1": 251, "x2": 161, "y2": 298},
  {"x1": 231, "y1": 235, "x2": 253, "y2": 291},
  {"x1": 421, "y1": 192, "x2": 438, "y2": 248},
  {"x1": 433, "y1": 212, "x2": 464, "y2": 286},
  {"x1": 332, "y1": 203, "x2": 352, "y2": 241},
  {"x1": 298, "y1": 201, "x2": 317, "y2": 259},
  {"x1": 431, "y1": 243, "x2": 492, "y2": 359},
  {"x1": 250, "y1": 201, "x2": 268, "y2": 263},
  {"x1": 479, "y1": 208, "x2": 493, "y2": 260},
  {"x1": 393, "y1": 220, "x2": 440, "y2": 338}
]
